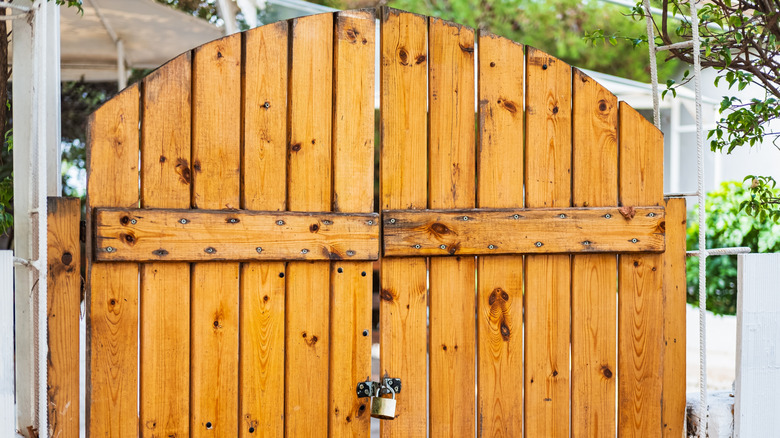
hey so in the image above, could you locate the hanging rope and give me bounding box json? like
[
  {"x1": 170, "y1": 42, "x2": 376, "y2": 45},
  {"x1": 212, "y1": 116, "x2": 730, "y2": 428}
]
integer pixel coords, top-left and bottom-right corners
[{"x1": 642, "y1": 0, "x2": 661, "y2": 128}]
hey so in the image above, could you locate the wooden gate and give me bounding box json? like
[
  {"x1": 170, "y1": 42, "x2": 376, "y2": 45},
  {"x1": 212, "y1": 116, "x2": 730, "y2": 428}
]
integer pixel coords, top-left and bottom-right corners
[{"x1": 86, "y1": 7, "x2": 687, "y2": 437}]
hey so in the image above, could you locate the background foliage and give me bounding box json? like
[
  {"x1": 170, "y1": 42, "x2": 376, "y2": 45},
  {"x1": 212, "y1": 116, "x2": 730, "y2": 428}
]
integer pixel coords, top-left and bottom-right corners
[{"x1": 687, "y1": 181, "x2": 780, "y2": 315}]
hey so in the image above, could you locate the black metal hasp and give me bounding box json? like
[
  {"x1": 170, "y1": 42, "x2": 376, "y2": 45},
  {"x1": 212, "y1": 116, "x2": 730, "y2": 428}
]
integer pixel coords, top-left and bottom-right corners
[{"x1": 382, "y1": 206, "x2": 666, "y2": 257}]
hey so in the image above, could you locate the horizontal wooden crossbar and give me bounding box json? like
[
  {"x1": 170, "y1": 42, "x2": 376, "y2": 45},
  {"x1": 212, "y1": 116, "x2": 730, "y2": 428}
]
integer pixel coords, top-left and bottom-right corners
[
  {"x1": 94, "y1": 208, "x2": 380, "y2": 261},
  {"x1": 382, "y1": 207, "x2": 666, "y2": 256}
]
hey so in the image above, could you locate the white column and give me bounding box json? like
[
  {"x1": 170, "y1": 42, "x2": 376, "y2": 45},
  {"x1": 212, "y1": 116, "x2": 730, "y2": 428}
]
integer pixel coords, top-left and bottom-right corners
[
  {"x1": 670, "y1": 97, "x2": 681, "y2": 193},
  {"x1": 215, "y1": 0, "x2": 238, "y2": 34},
  {"x1": 46, "y1": 2, "x2": 61, "y2": 196},
  {"x1": 0, "y1": 251, "x2": 14, "y2": 437},
  {"x1": 117, "y1": 39, "x2": 127, "y2": 90}
]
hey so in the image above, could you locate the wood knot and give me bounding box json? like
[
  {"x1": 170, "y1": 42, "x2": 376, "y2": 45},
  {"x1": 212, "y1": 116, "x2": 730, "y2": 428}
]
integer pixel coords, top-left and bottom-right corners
[
  {"x1": 310, "y1": 224, "x2": 319, "y2": 232},
  {"x1": 500, "y1": 322, "x2": 511, "y2": 340},
  {"x1": 120, "y1": 216, "x2": 130, "y2": 226},
  {"x1": 159, "y1": 155, "x2": 166, "y2": 163},
  {"x1": 61, "y1": 252, "x2": 73, "y2": 266},
  {"x1": 291, "y1": 143, "x2": 302, "y2": 152},
  {"x1": 498, "y1": 98, "x2": 518, "y2": 114},
  {"x1": 490, "y1": 61, "x2": 496, "y2": 67},
  {"x1": 618, "y1": 206, "x2": 636, "y2": 220},
  {"x1": 398, "y1": 47, "x2": 409, "y2": 65},
  {"x1": 415, "y1": 54, "x2": 426, "y2": 64},
  {"x1": 429, "y1": 222, "x2": 452, "y2": 237},
  {"x1": 380, "y1": 289, "x2": 394, "y2": 302},
  {"x1": 598, "y1": 99, "x2": 608, "y2": 112},
  {"x1": 176, "y1": 158, "x2": 191, "y2": 184},
  {"x1": 601, "y1": 365, "x2": 613, "y2": 378}
]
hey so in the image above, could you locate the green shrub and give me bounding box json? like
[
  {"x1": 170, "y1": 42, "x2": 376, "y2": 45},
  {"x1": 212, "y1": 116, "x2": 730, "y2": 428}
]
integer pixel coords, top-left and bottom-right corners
[{"x1": 687, "y1": 181, "x2": 780, "y2": 315}]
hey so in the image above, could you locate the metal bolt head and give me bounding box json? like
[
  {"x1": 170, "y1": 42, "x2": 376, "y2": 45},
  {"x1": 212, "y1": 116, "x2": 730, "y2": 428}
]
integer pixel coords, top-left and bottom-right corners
[
  {"x1": 631, "y1": 238, "x2": 638, "y2": 243},
  {"x1": 130, "y1": 219, "x2": 137, "y2": 225},
  {"x1": 301, "y1": 248, "x2": 309, "y2": 254},
  {"x1": 462, "y1": 216, "x2": 469, "y2": 221},
  {"x1": 105, "y1": 246, "x2": 115, "y2": 253},
  {"x1": 346, "y1": 250, "x2": 356, "y2": 257},
  {"x1": 488, "y1": 244, "x2": 495, "y2": 250},
  {"x1": 205, "y1": 247, "x2": 216, "y2": 254},
  {"x1": 414, "y1": 244, "x2": 421, "y2": 249},
  {"x1": 263, "y1": 101, "x2": 270, "y2": 109},
  {"x1": 535, "y1": 241, "x2": 543, "y2": 247},
  {"x1": 256, "y1": 247, "x2": 263, "y2": 253},
  {"x1": 559, "y1": 214, "x2": 566, "y2": 219},
  {"x1": 583, "y1": 241, "x2": 591, "y2": 246},
  {"x1": 229, "y1": 218, "x2": 238, "y2": 223},
  {"x1": 180, "y1": 218, "x2": 188, "y2": 224},
  {"x1": 648, "y1": 212, "x2": 655, "y2": 218},
  {"x1": 604, "y1": 214, "x2": 611, "y2": 219},
  {"x1": 439, "y1": 244, "x2": 446, "y2": 250},
  {"x1": 276, "y1": 220, "x2": 285, "y2": 226},
  {"x1": 513, "y1": 214, "x2": 520, "y2": 220},
  {"x1": 389, "y1": 218, "x2": 396, "y2": 224},
  {"x1": 359, "y1": 383, "x2": 365, "y2": 389},
  {"x1": 367, "y1": 220, "x2": 374, "y2": 226}
]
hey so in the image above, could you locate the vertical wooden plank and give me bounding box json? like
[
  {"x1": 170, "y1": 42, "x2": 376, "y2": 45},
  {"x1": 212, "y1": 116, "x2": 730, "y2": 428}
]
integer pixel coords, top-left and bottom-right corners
[
  {"x1": 475, "y1": 31, "x2": 524, "y2": 438},
  {"x1": 428, "y1": 16, "x2": 476, "y2": 438},
  {"x1": 330, "y1": 10, "x2": 375, "y2": 437},
  {"x1": 618, "y1": 101, "x2": 664, "y2": 437},
  {"x1": 87, "y1": 84, "x2": 140, "y2": 438},
  {"x1": 191, "y1": 33, "x2": 242, "y2": 437},
  {"x1": 571, "y1": 69, "x2": 618, "y2": 438},
  {"x1": 240, "y1": 20, "x2": 288, "y2": 438},
  {"x1": 735, "y1": 253, "x2": 780, "y2": 437},
  {"x1": 285, "y1": 13, "x2": 333, "y2": 437},
  {"x1": 523, "y1": 47, "x2": 571, "y2": 438},
  {"x1": 662, "y1": 197, "x2": 686, "y2": 437},
  {"x1": 47, "y1": 197, "x2": 81, "y2": 438},
  {"x1": 379, "y1": 8, "x2": 428, "y2": 437},
  {"x1": 139, "y1": 52, "x2": 192, "y2": 438}
]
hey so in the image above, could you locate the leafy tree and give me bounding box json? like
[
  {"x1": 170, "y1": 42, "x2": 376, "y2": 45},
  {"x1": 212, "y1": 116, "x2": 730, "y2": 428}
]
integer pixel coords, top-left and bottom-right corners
[{"x1": 687, "y1": 180, "x2": 780, "y2": 315}]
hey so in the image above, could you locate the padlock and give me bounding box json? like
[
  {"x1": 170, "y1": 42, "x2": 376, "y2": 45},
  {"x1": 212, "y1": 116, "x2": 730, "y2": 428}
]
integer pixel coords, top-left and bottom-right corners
[{"x1": 370, "y1": 384, "x2": 396, "y2": 420}]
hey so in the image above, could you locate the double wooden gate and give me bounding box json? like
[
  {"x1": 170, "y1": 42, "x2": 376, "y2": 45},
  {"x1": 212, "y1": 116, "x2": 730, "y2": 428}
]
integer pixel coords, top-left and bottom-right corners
[{"x1": 86, "y1": 8, "x2": 687, "y2": 437}]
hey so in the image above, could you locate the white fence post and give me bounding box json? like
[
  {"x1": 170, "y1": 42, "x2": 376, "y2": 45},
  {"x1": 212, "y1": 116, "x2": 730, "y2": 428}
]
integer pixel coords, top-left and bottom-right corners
[
  {"x1": 1, "y1": 251, "x2": 14, "y2": 436},
  {"x1": 735, "y1": 253, "x2": 780, "y2": 437}
]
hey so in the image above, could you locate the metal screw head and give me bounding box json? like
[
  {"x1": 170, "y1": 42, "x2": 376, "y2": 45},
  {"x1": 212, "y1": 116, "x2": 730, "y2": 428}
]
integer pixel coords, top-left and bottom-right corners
[
  {"x1": 414, "y1": 244, "x2": 421, "y2": 249},
  {"x1": 205, "y1": 247, "x2": 216, "y2": 254},
  {"x1": 535, "y1": 241, "x2": 543, "y2": 247},
  {"x1": 513, "y1": 214, "x2": 520, "y2": 220},
  {"x1": 359, "y1": 383, "x2": 365, "y2": 389},
  {"x1": 228, "y1": 218, "x2": 238, "y2": 223},
  {"x1": 389, "y1": 218, "x2": 396, "y2": 224},
  {"x1": 462, "y1": 216, "x2": 469, "y2": 221},
  {"x1": 322, "y1": 220, "x2": 333, "y2": 225},
  {"x1": 130, "y1": 219, "x2": 137, "y2": 225},
  {"x1": 604, "y1": 214, "x2": 611, "y2": 219},
  {"x1": 263, "y1": 101, "x2": 270, "y2": 109},
  {"x1": 276, "y1": 220, "x2": 285, "y2": 226},
  {"x1": 105, "y1": 246, "x2": 115, "y2": 253},
  {"x1": 439, "y1": 244, "x2": 446, "y2": 250},
  {"x1": 256, "y1": 247, "x2": 263, "y2": 253},
  {"x1": 362, "y1": 330, "x2": 369, "y2": 336},
  {"x1": 648, "y1": 212, "x2": 655, "y2": 218},
  {"x1": 559, "y1": 214, "x2": 566, "y2": 219},
  {"x1": 301, "y1": 248, "x2": 309, "y2": 254},
  {"x1": 488, "y1": 244, "x2": 495, "y2": 250},
  {"x1": 346, "y1": 250, "x2": 356, "y2": 256},
  {"x1": 367, "y1": 220, "x2": 374, "y2": 226},
  {"x1": 583, "y1": 241, "x2": 591, "y2": 246},
  {"x1": 631, "y1": 238, "x2": 638, "y2": 243},
  {"x1": 180, "y1": 218, "x2": 188, "y2": 224}
]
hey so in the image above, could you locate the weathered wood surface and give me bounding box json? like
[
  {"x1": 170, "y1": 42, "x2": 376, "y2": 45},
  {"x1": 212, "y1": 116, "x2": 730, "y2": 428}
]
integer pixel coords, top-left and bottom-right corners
[
  {"x1": 47, "y1": 197, "x2": 81, "y2": 438},
  {"x1": 524, "y1": 46, "x2": 571, "y2": 438},
  {"x1": 190, "y1": 33, "x2": 241, "y2": 437},
  {"x1": 139, "y1": 52, "x2": 191, "y2": 438},
  {"x1": 87, "y1": 84, "x2": 140, "y2": 438},
  {"x1": 94, "y1": 208, "x2": 380, "y2": 261},
  {"x1": 239, "y1": 19, "x2": 288, "y2": 438},
  {"x1": 618, "y1": 101, "x2": 665, "y2": 437},
  {"x1": 476, "y1": 30, "x2": 524, "y2": 438},
  {"x1": 285, "y1": 13, "x2": 333, "y2": 437},
  {"x1": 329, "y1": 9, "x2": 376, "y2": 437},
  {"x1": 379, "y1": 8, "x2": 429, "y2": 438},
  {"x1": 383, "y1": 207, "x2": 665, "y2": 256},
  {"x1": 663, "y1": 197, "x2": 687, "y2": 437},
  {"x1": 570, "y1": 68, "x2": 618, "y2": 438}
]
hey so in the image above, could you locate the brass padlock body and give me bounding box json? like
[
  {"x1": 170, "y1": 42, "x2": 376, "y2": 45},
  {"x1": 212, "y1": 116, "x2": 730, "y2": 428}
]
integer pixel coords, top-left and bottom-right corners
[{"x1": 370, "y1": 386, "x2": 397, "y2": 420}]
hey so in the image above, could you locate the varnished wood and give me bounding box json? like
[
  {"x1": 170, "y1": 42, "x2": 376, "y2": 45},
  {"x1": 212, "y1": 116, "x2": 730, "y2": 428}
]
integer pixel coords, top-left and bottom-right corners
[
  {"x1": 239, "y1": 20, "x2": 288, "y2": 438},
  {"x1": 663, "y1": 197, "x2": 687, "y2": 437},
  {"x1": 428, "y1": 16, "x2": 476, "y2": 438},
  {"x1": 379, "y1": 8, "x2": 429, "y2": 437},
  {"x1": 618, "y1": 102, "x2": 665, "y2": 437},
  {"x1": 571, "y1": 68, "x2": 618, "y2": 438},
  {"x1": 139, "y1": 52, "x2": 192, "y2": 438},
  {"x1": 94, "y1": 208, "x2": 379, "y2": 262},
  {"x1": 330, "y1": 9, "x2": 375, "y2": 438},
  {"x1": 86, "y1": 84, "x2": 140, "y2": 438},
  {"x1": 383, "y1": 207, "x2": 665, "y2": 256},
  {"x1": 524, "y1": 46, "x2": 571, "y2": 438},
  {"x1": 47, "y1": 197, "x2": 81, "y2": 438},
  {"x1": 190, "y1": 33, "x2": 241, "y2": 437},
  {"x1": 285, "y1": 13, "x2": 333, "y2": 437},
  {"x1": 476, "y1": 30, "x2": 524, "y2": 437}
]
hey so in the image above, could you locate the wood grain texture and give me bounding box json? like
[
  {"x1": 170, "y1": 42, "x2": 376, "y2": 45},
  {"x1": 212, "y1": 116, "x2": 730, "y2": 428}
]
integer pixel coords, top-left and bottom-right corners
[
  {"x1": 139, "y1": 52, "x2": 191, "y2": 438},
  {"x1": 330, "y1": 9, "x2": 375, "y2": 438},
  {"x1": 379, "y1": 8, "x2": 429, "y2": 437},
  {"x1": 618, "y1": 101, "x2": 664, "y2": 437},
  {"x1": 94, "y1": 208, "x2": 379, "y2": 262},
  {"x1": 428, "y1": 16, "x2": 476, "y2": 438},
  {"x1": 86, "y1": 84, "x2": 140, "y2": 438},
  {"x1": 476, "y1": 30, "x2": 524, "y2": 438},
  {"x1": 285, "y1": 13, "x2": 333, "y2": 437},
  {"x1": 240, "y1": 20, "x2": 288, "y2": 438},
  {"x1": 524, "y1": 46, "x2": 571, "y2": 438},
  {"x1": 662, "y1": 197, "x2": 686, "y2": 437},
  {"x1": 47, "y1": 197, "x2": 81, "y2": 438},
  {"x1": 190, "y1": 33, "x2": 241, "y2": 437},
  {"x1": 571, "y1": 68, "x2": 618, "y2": 438},
  {"x1": 382, "y1": 207, "x2": 665, "y2": 256}
]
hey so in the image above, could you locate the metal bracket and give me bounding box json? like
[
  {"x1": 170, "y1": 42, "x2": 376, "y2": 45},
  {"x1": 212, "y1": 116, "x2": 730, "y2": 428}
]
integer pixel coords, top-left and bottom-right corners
[{"x1": 356, "y1": 378, "x2": 402, "y2": 398}]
